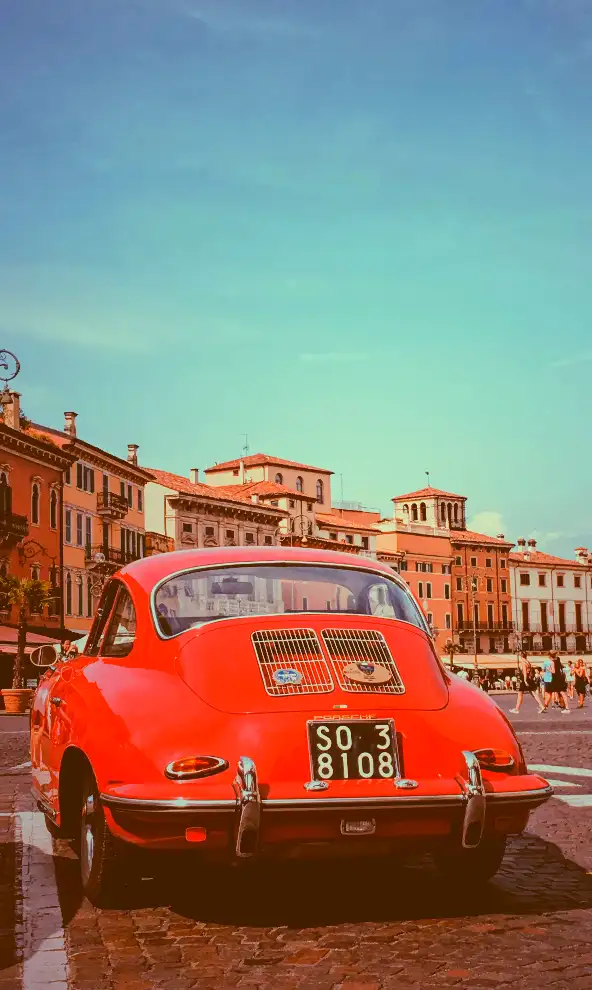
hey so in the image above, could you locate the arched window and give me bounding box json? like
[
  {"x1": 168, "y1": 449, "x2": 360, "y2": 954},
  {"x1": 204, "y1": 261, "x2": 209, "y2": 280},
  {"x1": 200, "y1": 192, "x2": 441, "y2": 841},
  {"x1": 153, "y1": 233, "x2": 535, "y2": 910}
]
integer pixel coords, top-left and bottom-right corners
[
  {"x1": 411, "y1": 503, "x2": 418, "y2": 521},
  {"x1": 440, "y1": 503, "x2": 446, "y2": 523},
  {"x1": 31, "y1": 482, "x2": 40, "y2": 525},
  {"x1": 50, "y1": 489, "x2": 58, "y2": 529},
  {"x1": 275, "y1": 473, "x2": 283, "y2": 485},
  {"x1": 316, "y1": 479, "x2": 324, "y2": 504},
  {"x1": 76, "y1": 575, "x2": 83, "y2": 616},
  {"x1": 65, "y1": 573, "x2": 72, "y2": 615},
  {"x1": 296, "y1": 476, "x2": 303, "y2": 492},
  {"x1": 453, "y1": 503, "x2": 459, "y2": 523},
  {"x1": 420, "y1": 502, "x2": 427, "y2": 521},
  {"x1": 403, "y1": 504, "x2": 409, "y2": 516},
  {"x1": 447, "y1": 503, "x2": 452, "y2": 524}
]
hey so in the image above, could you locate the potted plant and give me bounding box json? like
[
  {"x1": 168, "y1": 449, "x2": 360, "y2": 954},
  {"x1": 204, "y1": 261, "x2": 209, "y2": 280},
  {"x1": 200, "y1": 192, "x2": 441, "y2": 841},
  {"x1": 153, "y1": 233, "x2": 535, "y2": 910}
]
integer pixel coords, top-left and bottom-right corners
[{"x1": 0, "y1": 575, "x2": 52, "y2": 713}]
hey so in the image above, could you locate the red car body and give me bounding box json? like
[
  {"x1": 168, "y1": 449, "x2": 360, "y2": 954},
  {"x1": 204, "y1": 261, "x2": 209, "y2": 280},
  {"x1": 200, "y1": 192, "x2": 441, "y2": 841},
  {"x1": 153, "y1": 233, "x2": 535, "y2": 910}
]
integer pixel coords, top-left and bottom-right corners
[{"x1": 30, "y1": 547, "x2": 551, "y2": 900}]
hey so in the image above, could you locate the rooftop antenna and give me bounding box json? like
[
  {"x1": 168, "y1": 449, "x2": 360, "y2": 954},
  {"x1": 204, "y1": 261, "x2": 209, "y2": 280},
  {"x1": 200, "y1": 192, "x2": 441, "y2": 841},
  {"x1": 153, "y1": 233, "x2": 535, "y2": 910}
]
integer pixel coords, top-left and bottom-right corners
[
  {"x1": 242, "y1": 434, "x2": 249, "y2": 457},
  {"x1": 425, "y1": 470, "x2": 431, "y2": 489}
]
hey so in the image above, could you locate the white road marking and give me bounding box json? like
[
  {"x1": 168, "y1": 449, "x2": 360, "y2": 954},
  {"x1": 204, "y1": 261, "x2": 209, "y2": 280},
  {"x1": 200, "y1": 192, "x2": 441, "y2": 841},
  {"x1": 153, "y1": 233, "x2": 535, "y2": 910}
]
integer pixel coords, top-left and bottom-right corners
[
  {"x1": 529, "y1": 764, "x2": 592, "y2": 777},
  {"x1": 554, "y1": 795, "x2": 592, "y2": 808},
  {"x1": 541, "y1": 779, "x2": 582, "y2": 788},
  {"x1": 16, "y1": 811, "x2": 68, "y2": 990}
]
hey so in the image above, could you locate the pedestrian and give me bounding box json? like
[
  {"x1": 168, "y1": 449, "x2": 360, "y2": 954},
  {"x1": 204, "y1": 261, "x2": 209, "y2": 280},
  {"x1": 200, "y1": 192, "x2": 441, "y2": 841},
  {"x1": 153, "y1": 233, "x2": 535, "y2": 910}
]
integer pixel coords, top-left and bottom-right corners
[
  {"x1": 565, "y1": 661, "x2": 576, "y2": 700},
  {"x1": 574, "y1": 658, "x2": 588, "y2": 709},
  {"x1": 456, "y1": 668, "x2": 469, "y2": 681},
  {"x1": 59, "y1": 639, "x2": 72, "y2": 660},
  {"x1": 504, "y1": 674, "x2": 511, "y2": 691},
  {"x1": 480, "y1": 673, "x2": 490, "y2": 693},
  {"x1": 510, "y1": 654, "x2": 544, "y2": 714},
  {"x1": 541, "y1": 653, "x2": 571, "y2": 713}
]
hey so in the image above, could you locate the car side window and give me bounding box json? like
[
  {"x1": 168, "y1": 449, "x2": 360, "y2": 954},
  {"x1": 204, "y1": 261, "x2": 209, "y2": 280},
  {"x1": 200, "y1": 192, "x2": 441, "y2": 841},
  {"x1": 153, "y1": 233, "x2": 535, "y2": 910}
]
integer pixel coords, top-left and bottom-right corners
[
  {"x1": 85, "y1": 580, "x2": 120, "y2": 656},
  {"x1": 101, "y1": 588, "x2": 137, "y2": 658}
]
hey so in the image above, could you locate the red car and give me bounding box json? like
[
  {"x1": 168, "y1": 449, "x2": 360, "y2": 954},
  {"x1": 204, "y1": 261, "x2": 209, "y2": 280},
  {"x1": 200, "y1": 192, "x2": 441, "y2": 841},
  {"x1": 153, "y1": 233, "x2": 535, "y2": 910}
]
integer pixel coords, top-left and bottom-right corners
[{"x1": 30, "y1": 547, "x2": 551, "y2": 905}]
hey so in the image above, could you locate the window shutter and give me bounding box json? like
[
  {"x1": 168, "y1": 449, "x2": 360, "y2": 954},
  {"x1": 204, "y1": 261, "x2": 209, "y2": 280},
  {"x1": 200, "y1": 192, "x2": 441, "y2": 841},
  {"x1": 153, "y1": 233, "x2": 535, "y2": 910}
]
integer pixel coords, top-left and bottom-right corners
[
  {"x1": 76, "y1": 463, "x2": 83, "y2": 489},
  {"x1": 120, "y1": 527, "x2": 126, "y2": 556},
  {"x1": 120, "y1": 481, "x2": 125, "y2": 499},
  {"x1": 90, "y1": 470, "x2": 95, "y2": 493}
]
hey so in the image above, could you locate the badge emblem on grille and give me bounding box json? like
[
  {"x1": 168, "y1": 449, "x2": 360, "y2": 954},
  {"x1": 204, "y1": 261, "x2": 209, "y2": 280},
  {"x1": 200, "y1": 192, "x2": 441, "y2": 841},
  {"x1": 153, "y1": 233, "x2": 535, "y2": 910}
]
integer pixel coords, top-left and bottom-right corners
[
  {"x1": 343, "y1": 662, "x2": 392, "y2": 685},
  {"x1": 273, "y1": 668, "x2": 303, "y2": 685}
]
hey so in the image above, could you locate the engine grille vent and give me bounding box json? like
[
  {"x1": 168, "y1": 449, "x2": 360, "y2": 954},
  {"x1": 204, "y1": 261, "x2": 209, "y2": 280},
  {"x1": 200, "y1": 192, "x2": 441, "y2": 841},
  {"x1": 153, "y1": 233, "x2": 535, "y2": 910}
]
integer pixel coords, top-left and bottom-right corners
[
  {"x1": 321, "y1": 629, "x2": 405, "y2": 694},
  {"x1": 252, "y1": 629, "x2": 334, "y2": 696}
]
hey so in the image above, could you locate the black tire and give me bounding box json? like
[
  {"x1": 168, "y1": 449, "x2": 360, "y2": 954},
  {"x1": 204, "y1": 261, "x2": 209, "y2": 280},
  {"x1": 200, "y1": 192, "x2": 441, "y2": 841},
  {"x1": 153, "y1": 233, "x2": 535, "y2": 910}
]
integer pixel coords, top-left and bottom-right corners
[
  {"x1": 434, "y1": 834, "x2": 507, "y2": 884},
  {"x1": 79, "y1": 773, "x2": 124, "y2": 907}
]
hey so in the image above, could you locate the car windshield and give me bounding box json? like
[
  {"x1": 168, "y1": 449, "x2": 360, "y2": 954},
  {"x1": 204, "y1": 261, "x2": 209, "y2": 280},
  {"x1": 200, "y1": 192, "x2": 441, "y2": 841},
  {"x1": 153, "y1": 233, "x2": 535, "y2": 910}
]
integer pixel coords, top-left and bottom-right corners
[{"x1": 153, "y1": 563, "x2": 427, "y2": 637}]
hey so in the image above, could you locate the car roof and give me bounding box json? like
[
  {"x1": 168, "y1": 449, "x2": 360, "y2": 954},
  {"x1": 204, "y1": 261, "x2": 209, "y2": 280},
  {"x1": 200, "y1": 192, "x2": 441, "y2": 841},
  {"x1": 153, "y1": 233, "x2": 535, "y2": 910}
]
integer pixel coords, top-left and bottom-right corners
[{"x1": 121, "y1": 546, "x2": 397, "y2": 592}]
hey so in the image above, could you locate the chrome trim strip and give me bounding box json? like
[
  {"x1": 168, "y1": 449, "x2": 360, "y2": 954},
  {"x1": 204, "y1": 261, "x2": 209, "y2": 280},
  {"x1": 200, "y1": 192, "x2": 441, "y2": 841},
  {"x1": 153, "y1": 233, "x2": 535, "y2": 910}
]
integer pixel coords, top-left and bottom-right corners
[
  {"x1": 99, "y1": 794, "x2": 237, "y2": 812},
  {"x1": 149, "y1": 559, "x2": 429, "y2": 641},
  {"x1": 35, "y1": 792, "x2": 58, "y2": 822},
  {"x1": 234, "y1": 756, "x2": 261, "y2": 858},
  {"x1": 487, "y1": 785, "x2": 553, "y2": 803},
  {"x1": 261, "y1": 795, "x2": 465, "y2": 809}
]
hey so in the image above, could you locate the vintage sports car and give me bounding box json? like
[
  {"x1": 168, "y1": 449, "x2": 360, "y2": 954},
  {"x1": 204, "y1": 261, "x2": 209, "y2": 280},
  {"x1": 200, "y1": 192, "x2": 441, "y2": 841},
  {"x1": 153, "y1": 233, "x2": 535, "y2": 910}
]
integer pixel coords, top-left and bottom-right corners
[{"x1": 30, "y1": 547, "x2": 552, "y2": 905}]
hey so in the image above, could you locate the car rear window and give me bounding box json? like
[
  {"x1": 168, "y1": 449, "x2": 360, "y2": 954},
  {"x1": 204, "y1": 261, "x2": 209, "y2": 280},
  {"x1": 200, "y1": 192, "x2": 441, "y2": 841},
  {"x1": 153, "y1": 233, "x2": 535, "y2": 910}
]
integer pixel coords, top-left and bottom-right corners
[{"x1": 153, "y1": 564, "x2": 427, "y2": 637}]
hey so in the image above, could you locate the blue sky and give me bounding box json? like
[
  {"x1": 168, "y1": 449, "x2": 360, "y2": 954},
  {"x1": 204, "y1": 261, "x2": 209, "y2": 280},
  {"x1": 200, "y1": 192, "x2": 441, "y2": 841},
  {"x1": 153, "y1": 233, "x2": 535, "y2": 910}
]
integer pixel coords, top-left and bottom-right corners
[{"x1": 3, "y1": 0, "x2": 592, "y2": 555}]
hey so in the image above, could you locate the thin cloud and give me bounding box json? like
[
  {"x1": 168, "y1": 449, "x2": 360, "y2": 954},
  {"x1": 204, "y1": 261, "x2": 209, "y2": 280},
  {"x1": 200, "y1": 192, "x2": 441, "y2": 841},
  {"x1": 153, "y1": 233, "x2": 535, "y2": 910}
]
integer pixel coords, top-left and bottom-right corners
[
  {"x1": 469, "y1": 511, "x2": 507, "y2": 538},
  {"x1": 299, "y1": 352, "x2": 369, "y2": 364},
  {"x1": 550, "y1": 352, "x2": 592, "y2": 369}
]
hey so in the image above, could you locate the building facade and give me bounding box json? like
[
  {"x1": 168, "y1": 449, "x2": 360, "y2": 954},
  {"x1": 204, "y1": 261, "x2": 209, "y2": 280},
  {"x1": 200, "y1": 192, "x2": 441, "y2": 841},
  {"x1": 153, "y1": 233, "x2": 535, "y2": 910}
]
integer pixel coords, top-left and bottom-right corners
[
  {"x1": 450, "y1": 530, "x2": 514, "y2": 655},
  {"x1": 32, "y1": 415, "x2": 154, "y2": 635},
  {"x1": 0, "y1": 389, "x2": 77, "y2": 683},
  {"x1": 510, "y1": 539, "x2": 592, "y2": 655},
  {"x1": 204, "y1": 453, "x2": 333, "y2": 510}
]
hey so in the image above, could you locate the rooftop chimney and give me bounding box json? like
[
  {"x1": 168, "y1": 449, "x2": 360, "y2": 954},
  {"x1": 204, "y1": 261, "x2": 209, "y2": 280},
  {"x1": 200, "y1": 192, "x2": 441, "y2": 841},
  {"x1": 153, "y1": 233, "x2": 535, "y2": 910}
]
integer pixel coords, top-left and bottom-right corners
[
  {"x1": 251, "y1": 493, "x2": 259, "y2": 503},
  {"x1": 64, "y1": 411, "x2": 77, "y2": 437},
  {"x1": 496, "y1": 533, "x2": 505, "y2": 540},
  {"x1": 517, "y1": 538, "x2": 526, "y2": 547},
  {"x1": 2, "y1": 391, "x2": 21, "y2": 430},
  {"x1": 527, "y1": 538, "x2": 537, "y2": 547},
  {"x1": 127, "y1": 444, "x2": 139, "y2": 466},
  {"x1": 190, "y1": 468, "x2": 199, "y2": 484}
]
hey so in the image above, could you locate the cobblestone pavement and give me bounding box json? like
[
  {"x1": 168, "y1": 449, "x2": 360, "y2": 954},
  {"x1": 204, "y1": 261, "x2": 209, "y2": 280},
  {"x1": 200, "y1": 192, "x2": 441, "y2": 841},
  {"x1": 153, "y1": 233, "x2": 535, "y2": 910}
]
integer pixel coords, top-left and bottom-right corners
[{"x1": 1, "y1": 708, "x2": 592, "y2": 990}]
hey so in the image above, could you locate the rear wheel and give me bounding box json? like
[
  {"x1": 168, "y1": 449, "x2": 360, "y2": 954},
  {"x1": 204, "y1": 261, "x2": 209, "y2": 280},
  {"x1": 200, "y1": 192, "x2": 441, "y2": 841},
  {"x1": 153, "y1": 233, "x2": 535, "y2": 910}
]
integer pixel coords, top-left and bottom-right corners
[
  {"x1": 79, "y1": 774, "x2": 125, "y2": 907},
  {"x1": 434, "y1": 834, "x2": 507, "y2": 884}
]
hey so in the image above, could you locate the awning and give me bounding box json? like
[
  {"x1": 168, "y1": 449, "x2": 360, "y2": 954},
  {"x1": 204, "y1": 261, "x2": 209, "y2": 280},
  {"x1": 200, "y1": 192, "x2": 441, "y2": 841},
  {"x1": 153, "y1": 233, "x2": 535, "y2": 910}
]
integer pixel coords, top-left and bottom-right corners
[
  {"x1": 0, "y1": 625, "x2": 84, "y2": 654},
  {"x1": 441, "y1": 654, "x2": 520, "y2": 671}
]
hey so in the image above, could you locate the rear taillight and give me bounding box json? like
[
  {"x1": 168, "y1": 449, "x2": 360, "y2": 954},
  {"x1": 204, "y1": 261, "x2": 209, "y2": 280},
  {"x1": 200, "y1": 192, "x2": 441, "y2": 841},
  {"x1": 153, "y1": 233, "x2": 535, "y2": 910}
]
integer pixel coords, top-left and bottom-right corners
[
  {"x1": 474, "y1": 748, "x2": 515, "y2": 772},
  {"x1": 165, "y1": 756, "x2": 228, "y2": 780}
]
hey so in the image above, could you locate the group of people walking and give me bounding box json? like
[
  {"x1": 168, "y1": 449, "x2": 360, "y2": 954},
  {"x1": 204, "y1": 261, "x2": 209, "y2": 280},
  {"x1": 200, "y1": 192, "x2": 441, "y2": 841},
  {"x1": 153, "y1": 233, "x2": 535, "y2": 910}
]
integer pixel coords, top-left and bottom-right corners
[{"x1": 453, "y1": 654, "x2": 590, "y2": 714}]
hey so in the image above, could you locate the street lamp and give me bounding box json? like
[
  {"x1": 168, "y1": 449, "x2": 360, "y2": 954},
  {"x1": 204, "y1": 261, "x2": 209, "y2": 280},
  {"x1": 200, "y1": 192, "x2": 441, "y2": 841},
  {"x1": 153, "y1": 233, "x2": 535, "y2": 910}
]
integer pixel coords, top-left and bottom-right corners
[{"x1": 17, "y1": 539, "x2": 60, "y2": 614}]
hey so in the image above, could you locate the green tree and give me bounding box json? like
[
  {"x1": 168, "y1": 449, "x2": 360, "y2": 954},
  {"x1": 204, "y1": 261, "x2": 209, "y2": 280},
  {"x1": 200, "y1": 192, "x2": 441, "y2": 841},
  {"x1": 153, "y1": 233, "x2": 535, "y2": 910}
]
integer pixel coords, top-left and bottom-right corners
[{"x1": 0, "y1": 576, "x2": 53, "y2": 688}]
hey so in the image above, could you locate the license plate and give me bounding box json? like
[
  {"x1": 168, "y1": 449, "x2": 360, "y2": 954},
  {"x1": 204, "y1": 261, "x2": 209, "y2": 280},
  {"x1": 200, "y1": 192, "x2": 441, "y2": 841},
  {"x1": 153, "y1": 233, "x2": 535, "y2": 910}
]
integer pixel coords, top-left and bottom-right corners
[{"x1": 307, "y1": 719, "x2": 398, "y2": 781}]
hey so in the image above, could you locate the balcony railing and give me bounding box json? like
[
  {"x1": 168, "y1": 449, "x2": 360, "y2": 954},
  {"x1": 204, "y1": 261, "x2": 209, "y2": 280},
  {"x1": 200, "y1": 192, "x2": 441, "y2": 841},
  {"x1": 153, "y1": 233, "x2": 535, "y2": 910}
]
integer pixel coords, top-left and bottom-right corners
[
  {"x1": 520, "y1": 624, "x2": 589, "y2": 635},
  {"x1": 457, "y1": 621, "x2": 514, "y2": 633},
  {"x1": 96, "y1": 492, "x2": 129, "y2": 519},
  {"x1": 84, "y1": 544, "x2": 141, "y2": 568},
  {"x1": 0, "y1": 507, "x2": 29, "y2": 546},
  {"x1": 145, "y1": 532, "x2": 175, "y2": 556}
]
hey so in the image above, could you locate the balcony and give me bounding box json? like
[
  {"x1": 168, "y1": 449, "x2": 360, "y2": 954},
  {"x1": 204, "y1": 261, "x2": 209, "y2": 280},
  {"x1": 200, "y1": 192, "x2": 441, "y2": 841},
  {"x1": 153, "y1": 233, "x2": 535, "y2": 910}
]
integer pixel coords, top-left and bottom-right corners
[
  {"x1": 97, "y1": 491, "x2": 129, "y2": 520},
  {"x1": 145, "y1": 532, "x2": 175, "y2": 556},
  {"x1": 458, "y1": 620, "x2": 514, "y2": 633},
  {"x1": 0, "y1": 507, "x2": 29, "y2": 547},
  {"x1": 84, "y1": 544, "x2": 141, "y2": 568}
]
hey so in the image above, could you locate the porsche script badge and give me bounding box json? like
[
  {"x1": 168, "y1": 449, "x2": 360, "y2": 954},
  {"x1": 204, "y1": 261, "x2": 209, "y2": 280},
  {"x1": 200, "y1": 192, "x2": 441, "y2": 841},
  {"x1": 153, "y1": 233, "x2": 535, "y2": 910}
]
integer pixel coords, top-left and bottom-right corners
[{"x1": 343, "y1": 662, "x2": 392, "y2": 685}]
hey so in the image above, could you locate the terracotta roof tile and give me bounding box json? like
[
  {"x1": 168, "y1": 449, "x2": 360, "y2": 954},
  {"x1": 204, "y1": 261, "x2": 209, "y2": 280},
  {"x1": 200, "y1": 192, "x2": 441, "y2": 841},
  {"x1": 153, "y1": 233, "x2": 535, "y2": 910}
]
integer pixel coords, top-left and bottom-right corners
[
  {"x1": 145, "y1": 468, "x2": 287, "y2": 513},
  {"x1": 205, "y1": 452, "x2": 333, "y2": 474},
  {"x1": 510, "y1": 549, "x2": 589, "y2": 568},
  {"x1": 393, "y1": 487, "x2": 467, "y2": 502},
  {"x1": 451, "y1": 529, "x2": 513, "y2": 547},
  {"x1": 316, "y1": 512, "x2": 376, "y2": 534},
  {"x1": 216, "y1": 481, "x2": 315, "y2": 502}
]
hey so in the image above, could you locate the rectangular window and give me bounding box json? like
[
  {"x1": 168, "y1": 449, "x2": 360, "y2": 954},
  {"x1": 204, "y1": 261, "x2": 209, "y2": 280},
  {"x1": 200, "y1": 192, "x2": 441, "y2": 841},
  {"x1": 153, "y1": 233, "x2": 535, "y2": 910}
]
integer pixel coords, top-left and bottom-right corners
[
  {"x1": 76, "y1": 513, "x2": 83, "y2": 547},
  {"x1": 485, "y1": 558, "x2": 492, "y2": 568},
  {"x1": 500, "y1": 559, "x2": 506, "y2": 569},
  {"x1": 264, "y1": 535, "x2": 273, "y2": 545},
  {"x1": 399, "y1": 561, "x2": 408, "y2": 571},
  {"x1": 557, "y1": 574, "x2": 564, "y2": 587},
  {"x1": 65, "y1": 509, "x2": 72, "y2": 544},
  {"x1": 540, "y1": 601, "x2": 548, "y2": 633},
  {"x1": 470, "y1": 556, "x2": 477, "y2": 567},
  {"x1": 502, "y1": 603, "x2": 508, "y2": 627},
  {"x1": 226, "y1": 530, "x2": 235, "y2": 541},
  {"x1": 519, "y1": 573, "x2": 530, "y2": 586},
  {"x1": 205, "y1": 526, "x2": 215, "y2": 537},
  {"x1": 487, "y1": 603, "x2": 494, "y2": 626},
  {"x1": 329, "y1": 532, "x2": 337, "y2": 540},
  {"x1": 558, "y1": 602, "x2": 566, "y2": 631},
  {"x1": 521, "y1": 601, "x2": 530, "y2": 631},
  {"x1": 345, "y1": 535, "x2": 353, "y2": 544},
  {"x1": 427, "y1": 612, "x2": 433, "y2": 625},
  {"x1": 426, "y1": 583, "x2": 432, "y2": 599},
  {"x1": 102, "y1": 473, "x2": 109, "y2": 496},
  {"x1": 289, "y1": 500, "x2": 295, "y2": 509},
  {"x1": 500, "y1": 578, "x2": 507, "y2": 593},
  {"x1": 77, "y1": 579, "x2": 83, "y2": 617},
  {"x1": 127, "y1": 484, "x2": 133, "y2": 507},
  {"x1": 182, "y1": 523, "x2": 192, "y2": 533},
  {"x1": 471, "y1": 577, "x2": 478, "y2": 592},
  {"x1": 245, "y1": 532, "x2": 255, "y2": 544},
  {"x1": 137, "y1": 488, "x2": 143, "y2": 512},
  {"x1": 473, "y1": 603, "x2": 479, "y2": 626},
  {"x1": 444, "y1": 583, "x2": 450, "y2": 599},
  {"x1": 575, "y1": 603, "x2": 583, "y2": 632},
  {"x1": 418, "y1": 581, "x2": 423, "y2": 599},
  {"x1": 538, "y1": 574, "x2": 546, "y2": 587},
  {"x1": 66, "y1": 576, "x2": 72, "y2": 615},
  {"x1": 76, "y1": 463, "x2": 83, "y2": 489},
  {"x1": 486, "y1": 578, "x2": 493, "y2": 593},
  {"x1": 574, "y1": 575, "x2": 581, "y2": 588},
  {"x1": 65, "y1": 466, "x2": 71, "y2": 485},
  {"x1": 456, "y1": 577, "x2": 463, "y2": 591},
  {"x1": 441, "y1": 564, "x2": 451, "y2": 574},
  {"x1": 85, "y1": 516, "x2": 92, "y2": 548},
  {"x1": 455, "y1": 556, "x2": 462, "y2": 566},
  {"x1": 445, "y1": 613, "x2": 451, "y2": 629},
  {"x1": 120, "y1": 481, "x2": 125, "y2": 499},
  {"x1": 456, "y1": 603, "x2": 464, "y2": 627},
  {"x1": 361, "y1": 537, "x2": 369, "y2": 550}
]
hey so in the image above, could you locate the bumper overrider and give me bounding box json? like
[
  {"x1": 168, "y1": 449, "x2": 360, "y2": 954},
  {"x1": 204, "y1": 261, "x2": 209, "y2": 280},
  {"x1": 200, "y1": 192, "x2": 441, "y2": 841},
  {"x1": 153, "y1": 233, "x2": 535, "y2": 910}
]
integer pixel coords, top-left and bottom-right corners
[{"x1": 99, "y1": 752, "x2": 552, "y2": 857}]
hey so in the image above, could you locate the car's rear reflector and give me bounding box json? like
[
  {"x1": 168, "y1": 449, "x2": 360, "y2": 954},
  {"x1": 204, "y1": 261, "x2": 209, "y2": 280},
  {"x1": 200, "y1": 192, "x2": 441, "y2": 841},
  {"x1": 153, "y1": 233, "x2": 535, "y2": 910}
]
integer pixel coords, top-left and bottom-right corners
[
  {"x1": 474, "y1": 749, "x2": 515, "y2": 772},
  {"x1": 185, "y1": 827, "x2": 208, "y2": 843},
  {"x1": 165, "y1": 756, "x2": 229, "y2": 780}
]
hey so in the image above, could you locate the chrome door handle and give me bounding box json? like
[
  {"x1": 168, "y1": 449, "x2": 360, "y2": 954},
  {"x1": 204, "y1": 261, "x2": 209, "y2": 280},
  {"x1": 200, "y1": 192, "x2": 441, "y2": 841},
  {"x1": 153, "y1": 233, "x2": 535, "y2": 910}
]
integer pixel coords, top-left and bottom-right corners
[{"x1": 50, "y1": 697, "x2": 64, "y2": 707}]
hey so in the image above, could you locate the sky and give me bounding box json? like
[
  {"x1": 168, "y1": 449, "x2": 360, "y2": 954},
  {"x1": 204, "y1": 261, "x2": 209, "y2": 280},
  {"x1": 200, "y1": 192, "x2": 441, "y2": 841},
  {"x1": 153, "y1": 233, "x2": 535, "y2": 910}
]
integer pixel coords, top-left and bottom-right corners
[{"x1": 3, "y1": 0, "x2": 592, "y2": 556}]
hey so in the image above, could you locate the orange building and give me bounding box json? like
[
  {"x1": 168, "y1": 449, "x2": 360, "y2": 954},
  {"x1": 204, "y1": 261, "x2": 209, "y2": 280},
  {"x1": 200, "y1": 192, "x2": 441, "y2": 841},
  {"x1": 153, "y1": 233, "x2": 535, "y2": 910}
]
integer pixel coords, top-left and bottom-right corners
[
  {"x1": 32, "y1": 414, "x2": 154, "y2": 636},
  {"x1": 450, "y1": 530, "x2": 514, "y2": 655},
  {"x1": 0, "y1": 389, "x2": 76, "y2": 682}
]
